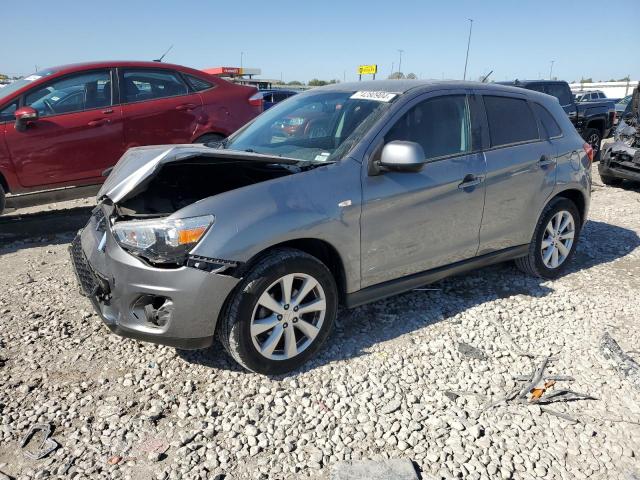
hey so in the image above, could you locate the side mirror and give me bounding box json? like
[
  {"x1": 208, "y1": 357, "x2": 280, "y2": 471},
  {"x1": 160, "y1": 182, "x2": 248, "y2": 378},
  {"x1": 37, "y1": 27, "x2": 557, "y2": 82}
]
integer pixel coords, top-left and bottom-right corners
[
  {"x1": 379, "y1": 140, "x2": 426, "y2": 172},
  {"x1": 15, "y1": 106, "x2": 39, "y2": 132}
]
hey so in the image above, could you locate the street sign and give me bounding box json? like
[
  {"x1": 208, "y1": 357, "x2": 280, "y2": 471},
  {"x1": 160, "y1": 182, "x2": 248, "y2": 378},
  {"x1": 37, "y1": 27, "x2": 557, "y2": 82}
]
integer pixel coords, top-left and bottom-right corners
[{"x1": 358, "y1": 64, "x2": 377, "y2": 75}]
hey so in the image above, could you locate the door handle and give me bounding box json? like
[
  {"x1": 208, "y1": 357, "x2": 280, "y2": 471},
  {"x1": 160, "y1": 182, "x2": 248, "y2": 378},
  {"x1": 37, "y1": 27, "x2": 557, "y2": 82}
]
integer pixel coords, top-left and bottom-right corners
[
  {"x1": 176, "y1": 103, "x2": 197, "y2": 111},
  {"x1": 538, "y1": 154, "x2": 555, "y2": 167},
  {"x1": 88, "y1": 119, "x2": 109, "y2": 127},
  {"x1": 458, "y1": 174, "x2": 485, "y2": 190}
]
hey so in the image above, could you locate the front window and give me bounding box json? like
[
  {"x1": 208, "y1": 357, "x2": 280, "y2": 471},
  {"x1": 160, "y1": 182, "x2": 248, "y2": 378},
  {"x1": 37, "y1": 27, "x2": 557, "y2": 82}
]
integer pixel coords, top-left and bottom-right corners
[
  {"x1": 224, "y1": 91, "x2": 395, "y2": 162},
  {"x1": 25, "y1": 70, "x2": 112, "y2": 117}
]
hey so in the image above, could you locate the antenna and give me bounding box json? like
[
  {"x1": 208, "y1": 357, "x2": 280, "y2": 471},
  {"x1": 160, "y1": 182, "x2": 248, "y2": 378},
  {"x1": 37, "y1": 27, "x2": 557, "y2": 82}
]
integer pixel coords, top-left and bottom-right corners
[
  {"x1": 154, "y1": 45, "x2": 174, "y2": 63},
  {"x1": 481, "y1": 70, "x2": 493, "y2": 83}
]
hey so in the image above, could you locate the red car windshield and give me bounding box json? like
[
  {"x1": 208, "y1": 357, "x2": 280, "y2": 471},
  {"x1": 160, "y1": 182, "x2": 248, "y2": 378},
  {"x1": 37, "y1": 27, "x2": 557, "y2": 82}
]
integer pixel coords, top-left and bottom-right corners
[{"x1": 225, "y1": 91, "x2": 395, "y2": 162}]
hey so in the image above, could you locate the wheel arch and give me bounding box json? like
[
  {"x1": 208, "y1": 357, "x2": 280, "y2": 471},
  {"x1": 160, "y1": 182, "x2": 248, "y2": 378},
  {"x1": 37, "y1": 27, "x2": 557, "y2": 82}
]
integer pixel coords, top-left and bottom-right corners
[
  {"x1": 551, "y1": 188, "x2": 587, "y2": 226},
  {"x1": 238, "y1": 238, "x2": 348, "y2": 305},
  {"x1": 585, "y1": 118, "x2": 605, "y2": 136}
]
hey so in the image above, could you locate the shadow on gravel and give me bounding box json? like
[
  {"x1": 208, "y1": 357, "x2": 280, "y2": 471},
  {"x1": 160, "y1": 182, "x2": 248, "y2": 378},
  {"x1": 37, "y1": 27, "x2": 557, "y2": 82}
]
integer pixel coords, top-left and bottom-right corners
[
  {"x1": 174, "y1": 219, "x2": 640, "y2": 377},
  {"x1": 0, "y1": 206, "x2": 91, "y2": 248}
]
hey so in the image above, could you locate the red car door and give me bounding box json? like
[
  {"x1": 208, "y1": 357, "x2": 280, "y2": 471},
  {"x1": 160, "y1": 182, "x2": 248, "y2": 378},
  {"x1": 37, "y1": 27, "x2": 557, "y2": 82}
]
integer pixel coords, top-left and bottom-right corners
[
  {"x1": 4, "y1": 69, "x2": 124, "y2": 188},
  {"x1": 119, "y1": 68, "x2": 204, "y2": 148}
]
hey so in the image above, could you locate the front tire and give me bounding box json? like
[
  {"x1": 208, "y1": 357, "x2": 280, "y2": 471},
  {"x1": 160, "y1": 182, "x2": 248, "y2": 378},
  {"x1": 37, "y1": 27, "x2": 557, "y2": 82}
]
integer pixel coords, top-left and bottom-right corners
[
  {"x1": 194, "y1": 133, "x2": 225, "y2": 145},
  {"x1": 219, "y1": 248, "x2": 338, "y2": 375},
  {"x1": 0, "y1": 184, "x2": 5, "y2": 216},
  {"x1": 515, "y1": 198, "x2": 581, "y2": 279},
  {"x1": 599, "y1": 174, "x2": 623, "y2": 186}
]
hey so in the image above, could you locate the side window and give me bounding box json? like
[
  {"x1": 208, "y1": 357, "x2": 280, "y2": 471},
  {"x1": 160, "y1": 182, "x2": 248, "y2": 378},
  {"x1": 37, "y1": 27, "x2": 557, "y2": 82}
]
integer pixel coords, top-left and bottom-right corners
[
  {"x1": 545, "y1": 84, "x2": 573, "y2": 106},
  {"x1": 25, "y1": 70, "x2": 112, "y2": 117},
  {"x1": 0, "y1": 101, "x2": 18, "y2": 123},
  {"x1": 385, "y1": 95, "x2": 471, "y2": 161},
  {"x1": 532, "y1": 103, "x2": 562, "y2": 138},
  {"x1": 122, "y1": 69, "x2": 189, "y2": 103},
  {"x1": 483, "y1": 96, "x2": 539, "y2": 147},
  {"x1": 273, "y1": 92, "x2": 288, "y2": 102},
  {"x1": 183, "y1": 74, "x2": 214, "y2": 92}
]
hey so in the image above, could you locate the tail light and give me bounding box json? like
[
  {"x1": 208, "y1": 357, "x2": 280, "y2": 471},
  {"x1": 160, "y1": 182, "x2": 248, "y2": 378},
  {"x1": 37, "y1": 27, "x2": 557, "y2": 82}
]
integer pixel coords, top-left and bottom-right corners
[
  {"x1": 249, "y1": 93, "x2": 263, "y2": 110},
  {"x1": 583, "y1": 142, "x2": 594, "y2": 165},
  {"x1": 610, "y1": 110, "x2": 616, "y2": 125}
]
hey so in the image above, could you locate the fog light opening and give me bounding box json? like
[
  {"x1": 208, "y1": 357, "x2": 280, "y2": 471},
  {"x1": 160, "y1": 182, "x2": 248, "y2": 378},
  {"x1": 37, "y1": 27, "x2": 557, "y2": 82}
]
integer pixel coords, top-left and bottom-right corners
[{"x1": 132, "y1": 295, "x2": 174, "y2": 328}]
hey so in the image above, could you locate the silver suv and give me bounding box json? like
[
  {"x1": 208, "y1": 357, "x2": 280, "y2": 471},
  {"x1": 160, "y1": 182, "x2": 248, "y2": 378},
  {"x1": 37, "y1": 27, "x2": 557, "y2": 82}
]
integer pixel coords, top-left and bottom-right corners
[{"x1": 71, "y1": 81, "x2": 592, "y2": 374}]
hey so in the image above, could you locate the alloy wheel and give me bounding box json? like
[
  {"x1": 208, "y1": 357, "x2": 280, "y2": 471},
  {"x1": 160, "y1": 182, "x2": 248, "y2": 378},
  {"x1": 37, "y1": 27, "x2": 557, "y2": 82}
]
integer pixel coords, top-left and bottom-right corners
[
  {"x1": 250, "y1": 273, "x2": 326, "y2": 361},
  {"x1": 541, "y1": 210, "x2": 575, "y2": 269}
]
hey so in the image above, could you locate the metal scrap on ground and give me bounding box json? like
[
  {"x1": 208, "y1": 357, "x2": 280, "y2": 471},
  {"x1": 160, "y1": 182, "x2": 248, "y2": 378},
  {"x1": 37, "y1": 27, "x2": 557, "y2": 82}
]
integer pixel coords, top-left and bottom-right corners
[
  {"x1": 19, "y1": 423, "x2": 59, "y2": 460},
  {"x1": 600, "y1": 332, "x2": 640, "y2": 391}
]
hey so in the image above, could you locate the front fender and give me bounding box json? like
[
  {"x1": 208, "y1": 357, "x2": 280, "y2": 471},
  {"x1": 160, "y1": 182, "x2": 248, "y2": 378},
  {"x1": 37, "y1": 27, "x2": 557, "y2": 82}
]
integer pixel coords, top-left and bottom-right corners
[{"x1": 179, "y1": 158, "x2": 363, "y2": 292}]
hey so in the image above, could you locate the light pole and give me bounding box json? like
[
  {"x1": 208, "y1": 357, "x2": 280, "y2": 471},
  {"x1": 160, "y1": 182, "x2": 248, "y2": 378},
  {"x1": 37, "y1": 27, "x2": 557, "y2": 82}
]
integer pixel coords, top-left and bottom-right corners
[
  {"x1": 463, "y1": 18, "x2": 473, "y2": 81},
  {"x1": 397, "y1": 49, "x2": 404, "y2": 78},
  {"x1": 240, "y1": 51, "x2": 244, "y2": 69},
  {"x1": 549, "y1": 60, "x2": 554, "y2": 80}
]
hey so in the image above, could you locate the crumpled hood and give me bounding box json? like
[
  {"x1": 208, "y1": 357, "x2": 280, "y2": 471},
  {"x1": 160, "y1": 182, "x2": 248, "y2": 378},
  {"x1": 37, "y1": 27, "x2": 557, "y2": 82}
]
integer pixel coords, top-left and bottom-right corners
[{"x1": 98, "y1": 144, "x2": 299, "y2": 204}]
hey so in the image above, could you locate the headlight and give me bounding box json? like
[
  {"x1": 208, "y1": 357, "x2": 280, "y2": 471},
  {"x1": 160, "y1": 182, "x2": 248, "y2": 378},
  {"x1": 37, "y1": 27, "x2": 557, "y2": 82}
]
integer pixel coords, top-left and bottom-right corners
[{"x1": 112, "y1": 215, "x2": 214, "y2": 264}]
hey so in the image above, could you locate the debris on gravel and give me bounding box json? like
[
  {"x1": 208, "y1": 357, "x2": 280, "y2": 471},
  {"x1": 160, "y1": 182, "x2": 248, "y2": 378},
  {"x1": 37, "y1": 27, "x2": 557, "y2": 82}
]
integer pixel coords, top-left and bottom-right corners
[
  {"x1": 601, "y1": 332, "x2": 640, "y2": 391},
  {"x1": 0, "y1": 166, "x2": 639, "y2": 479},
  {"x1": 330, "y1": 458, "x2": 418, "y2": 480}
]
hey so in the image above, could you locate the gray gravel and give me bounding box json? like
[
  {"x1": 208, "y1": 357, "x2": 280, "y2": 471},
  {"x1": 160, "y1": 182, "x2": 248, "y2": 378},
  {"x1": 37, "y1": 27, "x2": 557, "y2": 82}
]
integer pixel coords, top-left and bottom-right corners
[{"x1": 0, "y1": 165, "x2": 639, "y2": 480}]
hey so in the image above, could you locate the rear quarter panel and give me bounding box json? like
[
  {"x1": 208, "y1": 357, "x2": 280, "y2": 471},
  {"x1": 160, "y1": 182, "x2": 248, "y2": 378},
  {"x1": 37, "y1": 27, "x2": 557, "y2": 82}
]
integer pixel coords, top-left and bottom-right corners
[
  {"x1": 199, "y1": 82, "x2": 260, "y2": 136},
  {"x1": 177, "y1": 158, "x2": 362, "y2": 293}
]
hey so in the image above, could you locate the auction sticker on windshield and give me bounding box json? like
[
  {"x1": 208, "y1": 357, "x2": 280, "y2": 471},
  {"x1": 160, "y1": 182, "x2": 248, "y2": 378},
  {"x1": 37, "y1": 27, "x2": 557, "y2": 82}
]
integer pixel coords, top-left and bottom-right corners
[{"x1": 350, "y1": 91, "x2": 398, "y2": 102}]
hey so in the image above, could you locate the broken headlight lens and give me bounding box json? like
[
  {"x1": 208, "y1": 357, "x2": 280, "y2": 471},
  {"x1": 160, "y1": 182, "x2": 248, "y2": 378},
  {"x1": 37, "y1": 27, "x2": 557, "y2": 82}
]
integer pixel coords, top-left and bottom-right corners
[{"x1": 112, "y1": 215, "x2": 214, "y2": 264}]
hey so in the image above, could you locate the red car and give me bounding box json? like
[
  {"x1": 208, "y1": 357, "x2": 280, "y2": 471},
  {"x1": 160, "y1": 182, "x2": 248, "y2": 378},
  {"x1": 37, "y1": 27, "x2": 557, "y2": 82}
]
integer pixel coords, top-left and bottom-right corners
[{"x1": 0, "y1": 61, "x2": 261, "y2": 214}]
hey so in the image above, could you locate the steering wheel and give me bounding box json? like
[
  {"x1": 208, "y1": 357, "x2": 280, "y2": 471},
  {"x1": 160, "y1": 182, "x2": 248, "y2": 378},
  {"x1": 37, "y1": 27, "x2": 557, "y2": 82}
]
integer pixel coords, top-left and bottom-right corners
[{"x1": 42, "y1": 99, "x2": 55, "y2": 115}]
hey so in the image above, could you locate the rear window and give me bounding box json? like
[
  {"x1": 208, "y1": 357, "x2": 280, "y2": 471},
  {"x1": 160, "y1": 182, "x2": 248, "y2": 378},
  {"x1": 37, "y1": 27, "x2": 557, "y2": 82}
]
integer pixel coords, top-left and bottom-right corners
[
  {"x1": 483, "y1": 96, "x2": 539, "y2": 147},
  {"x1": 544, "y1": 84, "x2": 573, "y2": 106},
  {"x1": 532, "y1": 103, "x2": 562, "y2": 138},
  {"x1": 184, "y1": 74, "x2": 214, "y2": 92}
]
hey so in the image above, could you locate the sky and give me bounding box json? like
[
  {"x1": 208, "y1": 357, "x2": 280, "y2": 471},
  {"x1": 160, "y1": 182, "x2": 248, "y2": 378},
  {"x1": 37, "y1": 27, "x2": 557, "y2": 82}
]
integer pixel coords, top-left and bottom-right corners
[{"x1": 2, "y1": 0, "x2": 639, "y2": 84}]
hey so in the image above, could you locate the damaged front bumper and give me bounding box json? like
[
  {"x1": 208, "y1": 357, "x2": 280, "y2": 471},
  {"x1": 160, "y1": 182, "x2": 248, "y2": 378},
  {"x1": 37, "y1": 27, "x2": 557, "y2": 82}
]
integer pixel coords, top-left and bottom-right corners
[
  {"x1": 70, "y1": 207, "x2": 239, "y2": 350},
  {"x1": 599, "y1": 142, "x2": 640, "y2": 182}
]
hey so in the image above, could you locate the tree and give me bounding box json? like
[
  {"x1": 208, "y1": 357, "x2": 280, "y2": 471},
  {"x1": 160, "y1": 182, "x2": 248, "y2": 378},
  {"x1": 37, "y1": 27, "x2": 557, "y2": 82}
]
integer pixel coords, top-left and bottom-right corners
[
  {"x1": 388, "y1": 72, "x2": 405, "y2": 80},
  {"x1": 287, "y1": 80, "x2": 303, "y2": 86},
  {"x1": 580, "y1": 77, "x2": 593, "y2": 83},
  {"x1": 618, "y1": 76, "x2": 631, "y2": 82},
  {"x1": 406, "y1": 73, "x2": 417, "y2": 79},
  {"x1": 308, "y1": 79, "x2": 328, "y2": 86}
]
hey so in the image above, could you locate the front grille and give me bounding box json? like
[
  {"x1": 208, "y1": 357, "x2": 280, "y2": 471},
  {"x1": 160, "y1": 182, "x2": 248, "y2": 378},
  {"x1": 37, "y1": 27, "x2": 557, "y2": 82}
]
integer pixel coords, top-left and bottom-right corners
[{"x1": 69, "y1": 234, "x2": 102, "y2": 297}]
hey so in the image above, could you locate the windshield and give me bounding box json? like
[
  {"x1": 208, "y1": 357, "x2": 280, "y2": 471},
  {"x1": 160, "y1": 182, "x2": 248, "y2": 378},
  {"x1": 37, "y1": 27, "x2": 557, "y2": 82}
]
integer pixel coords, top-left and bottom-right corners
[
  {"x1": 0, "y1": 68, "x2": 57, "y2": 101},
  {"x1": 224, "y1": 90, "x2": 395, "y2": 162}
]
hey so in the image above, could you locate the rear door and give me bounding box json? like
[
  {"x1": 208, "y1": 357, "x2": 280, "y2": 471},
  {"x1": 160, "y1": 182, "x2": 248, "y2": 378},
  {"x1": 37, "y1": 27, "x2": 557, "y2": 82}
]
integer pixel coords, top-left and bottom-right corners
[
  {"x1": 4, "y1": 69, "x2": 124, "y2": 187},
  {"x1": 119, "y1": 68, "x2": 203, "y2": 148},
  {"x1": 476, "y1": 92, "x2": 556, "y2": 254},
  {"x1": 360, "y1": 90, "x2": 487, "y2": 287}
]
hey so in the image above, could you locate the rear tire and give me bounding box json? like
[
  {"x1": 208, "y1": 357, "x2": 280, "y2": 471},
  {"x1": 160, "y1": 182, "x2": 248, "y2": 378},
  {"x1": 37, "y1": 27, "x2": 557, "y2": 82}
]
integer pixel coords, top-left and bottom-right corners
[
  {"x1": 218, "y1": 248, "x2": 338, "y2": 375},
  {"x1": 0, "y1": 184, "x2": 5, "y2": 216},
  {"x1": 194, "y1": 133, "x2": 225, "y2": 145},
  {"x1": 515, "y1": 197, "x2": 581, "y2": 279},
  {"x1": 583, "y1": 128, "x2": 602, "y2": 162},
  {"x1": 600, "y1": 174, "x2": 623, "y2": 186}
]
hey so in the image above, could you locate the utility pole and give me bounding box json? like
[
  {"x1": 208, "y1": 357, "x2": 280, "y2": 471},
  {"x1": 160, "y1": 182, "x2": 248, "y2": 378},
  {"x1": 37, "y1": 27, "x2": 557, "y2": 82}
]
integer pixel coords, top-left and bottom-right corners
[
  {"x1": 391, "y1": 62, "x2": 394, "y2": 78},
  {"x1": 463, "y1": 18, "x2": 473, "y2": 80},
  {"x1": 549, "y1": 60, "x2": 554, "y2": 80},
  {"x1": 240, "y1": 52, "x2": 244, "y2": 69},
  {"x1": 397, "y1": 49, "x2": 404, "y2": 78}
]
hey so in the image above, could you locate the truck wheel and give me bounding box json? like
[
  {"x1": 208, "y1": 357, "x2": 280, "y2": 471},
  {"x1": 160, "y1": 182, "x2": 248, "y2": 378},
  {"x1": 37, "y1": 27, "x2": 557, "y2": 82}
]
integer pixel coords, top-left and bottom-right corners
[
  {"x1": 219, "y1": 248, "x2": 338, "y2": 375},
  {"x1": 600, "y1": 174, "x2": 622, "y2": 186},
  {"x1": 0, "y1": 184, "x2": 5, "y2": 216},
  {"x1": 515, "y1": 197, "x2": 581, "y2": 279},
  {"x1": 583, "y1": 128, "x2": 602, "y2": 162},
  {"x1": 194, "y1": 133, "x2": 225, "y2": 145}
]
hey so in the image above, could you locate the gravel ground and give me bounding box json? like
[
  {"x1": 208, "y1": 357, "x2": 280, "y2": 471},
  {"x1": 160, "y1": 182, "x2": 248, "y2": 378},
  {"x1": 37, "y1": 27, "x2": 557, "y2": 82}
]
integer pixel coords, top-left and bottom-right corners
[{"x1": 0, "y1": 165, "x2": 639, "y2": 480}]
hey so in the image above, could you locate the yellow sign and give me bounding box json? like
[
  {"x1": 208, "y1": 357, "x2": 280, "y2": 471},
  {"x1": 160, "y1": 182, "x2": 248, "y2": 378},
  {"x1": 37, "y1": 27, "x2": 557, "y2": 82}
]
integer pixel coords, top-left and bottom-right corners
[{"x1": 358, "y1": 64, "x2": 377, "y2": 75}]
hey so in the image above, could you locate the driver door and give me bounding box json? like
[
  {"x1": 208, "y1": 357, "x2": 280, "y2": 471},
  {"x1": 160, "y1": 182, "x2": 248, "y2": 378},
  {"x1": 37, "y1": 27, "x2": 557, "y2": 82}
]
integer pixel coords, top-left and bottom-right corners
[
  {"x1": 360, "y1": 91, "x2": 487, "y2": 287},
  {"x1": 4, "y1": 69, "x2": 124, "y2": 188}
]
